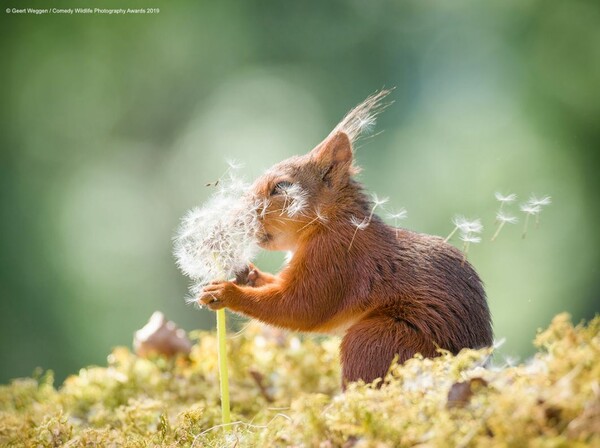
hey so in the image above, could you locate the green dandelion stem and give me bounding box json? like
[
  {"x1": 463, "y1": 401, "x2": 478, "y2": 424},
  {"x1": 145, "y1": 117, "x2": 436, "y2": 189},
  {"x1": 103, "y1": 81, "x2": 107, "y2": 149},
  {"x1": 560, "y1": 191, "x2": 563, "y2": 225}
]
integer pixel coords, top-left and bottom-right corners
[
  {"x1": 216, "y1": 308, "x2": 231, "y2": 426},
  {"x1": 211, "y1": 252, "x2": 231, "y2": 427}
]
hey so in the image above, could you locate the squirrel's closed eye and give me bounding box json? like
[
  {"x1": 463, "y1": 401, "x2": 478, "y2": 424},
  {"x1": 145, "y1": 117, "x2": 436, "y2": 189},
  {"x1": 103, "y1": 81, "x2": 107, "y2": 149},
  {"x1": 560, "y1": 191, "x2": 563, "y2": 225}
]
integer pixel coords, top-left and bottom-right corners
[{"x1": 270, "y1": 181, "x2": 293, "y2": 196}]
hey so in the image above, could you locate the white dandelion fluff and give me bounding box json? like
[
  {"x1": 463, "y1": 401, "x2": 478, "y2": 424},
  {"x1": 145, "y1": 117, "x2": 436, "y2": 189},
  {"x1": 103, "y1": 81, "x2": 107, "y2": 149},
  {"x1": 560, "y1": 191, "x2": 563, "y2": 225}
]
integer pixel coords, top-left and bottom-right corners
[
  {"x1": 520, "y1": 194, "x2": 551, "y2": 238},
  {"x1": 225, "y1": 158, "x2": 244, "y2": 171},
  {"x1": 460, "y1": 218, "x2": 483, "y2": 234},
  {"x1": 387, "y1": 208, "x2": 408, "y2": 222},
  {"x1": 520, "y1": 203, "x2": 542, "y2": 215},
  {"x1": 491, "y1": 211, "x2": 518, "y2": 242},
  {"x1": 279, "y1": 183, "x2": 309, "y2": 218},
  {"x1": 496, "y1": 211, "x2": 518, "y2": 225},
  {"x1": 173, "y1": 176, "x2": 260, "y2": 297},
  {"x1": 350, "y1": 215, "x2": 370, "y2": 230},
  {"x1": 528, "y1": 195, "x2": 552, "y2": 207},
  {"x1": 297, "y1": 205, "x2": 330, "y2": 233},
  {"x1": 387, "y1": 208, "x2": 408, "y2": 238},
  {"x1": 444, "y1": 214, "x2": 482, "y2": 258},
  {"x1": 460, "y1": 234, "x2": 482, "y2": 244},
  {"x1": 315, "y1": 206, "x2": 328, "y2": 223},
  {"x1": 494, "y1": 192, "x2": 517, "y2": 208},
  {"x1": 347, "y1": 193, "x2": 388, "y2": 252},
  {"x1": 371, "y1": 193, "x2": 389, "y2": 208},
  {"x1": 445, "y1": 215, "x2": 483, "y2": 243},
  {"x1": 459, "y1": 229, "x2": 482, "y2": 259}
]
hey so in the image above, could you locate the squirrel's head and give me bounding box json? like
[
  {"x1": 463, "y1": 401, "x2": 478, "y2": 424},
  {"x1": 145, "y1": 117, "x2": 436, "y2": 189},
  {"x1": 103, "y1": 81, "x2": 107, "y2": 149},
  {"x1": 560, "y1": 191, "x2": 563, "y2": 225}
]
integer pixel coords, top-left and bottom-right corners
[
  {"x1": 250, "y1": 132, "x2": 355, "y2": 251},
  {"x1": 249, "y1": 90, "x2": 391, "y2": 251}
]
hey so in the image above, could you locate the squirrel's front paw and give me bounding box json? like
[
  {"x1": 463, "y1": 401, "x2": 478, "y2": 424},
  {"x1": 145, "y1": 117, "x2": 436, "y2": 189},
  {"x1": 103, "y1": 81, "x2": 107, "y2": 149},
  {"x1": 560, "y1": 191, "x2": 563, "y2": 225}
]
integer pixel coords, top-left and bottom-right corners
[
  {"x1": 235, "y1": 263, "x2": 267, "y2": 287},
  {"x1": 199, "y1": 282, "x2": 238, "y2": 311}
]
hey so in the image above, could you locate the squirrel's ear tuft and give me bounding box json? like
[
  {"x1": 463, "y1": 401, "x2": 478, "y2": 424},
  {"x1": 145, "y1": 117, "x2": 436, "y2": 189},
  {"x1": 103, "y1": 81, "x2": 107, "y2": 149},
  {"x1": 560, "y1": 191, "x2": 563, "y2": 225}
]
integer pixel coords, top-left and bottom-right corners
[{"x1": 310, "y1": 132, "x2": 356, "y2": 186}]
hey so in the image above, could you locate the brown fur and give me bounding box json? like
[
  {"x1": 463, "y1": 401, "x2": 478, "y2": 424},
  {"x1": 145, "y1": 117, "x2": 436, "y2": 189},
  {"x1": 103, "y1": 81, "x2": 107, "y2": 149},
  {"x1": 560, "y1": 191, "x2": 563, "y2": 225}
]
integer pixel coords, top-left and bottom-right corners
[{"x1": 201, "y1": 130, "x2": 493, "y2": 388}]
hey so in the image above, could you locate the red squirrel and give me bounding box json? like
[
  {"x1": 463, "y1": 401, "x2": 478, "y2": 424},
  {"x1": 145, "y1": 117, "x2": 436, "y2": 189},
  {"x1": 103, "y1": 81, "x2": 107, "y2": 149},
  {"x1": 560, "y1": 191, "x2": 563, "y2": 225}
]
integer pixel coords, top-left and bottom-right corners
[{"x1": 200, "y1": 91, "x2": 493, "y2": 387}]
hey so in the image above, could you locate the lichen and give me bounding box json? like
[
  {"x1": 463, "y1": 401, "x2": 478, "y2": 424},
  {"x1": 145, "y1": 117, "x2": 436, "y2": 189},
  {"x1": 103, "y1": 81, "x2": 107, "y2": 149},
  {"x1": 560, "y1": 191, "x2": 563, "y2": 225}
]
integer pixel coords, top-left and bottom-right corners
[{"x1": 1, "y1": 313, "x2": 598, "y2": 447}]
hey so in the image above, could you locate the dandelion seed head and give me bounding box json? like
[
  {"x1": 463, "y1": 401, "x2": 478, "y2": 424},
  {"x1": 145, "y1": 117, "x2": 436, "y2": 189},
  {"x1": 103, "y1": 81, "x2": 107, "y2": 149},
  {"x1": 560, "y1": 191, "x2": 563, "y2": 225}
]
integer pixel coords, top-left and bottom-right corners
[
  {"x1": 349, "y1": 215, "x2": 369, "y2": 230},
  {"x1": 495, "y1": 192, "x2": 517, "y2": 203},
  {"x1": 496, "y1": 211, "x2": 518, "y2": 224},
  {"x1": 173, "y1": 174, "x2": 260, "y2": 294}
]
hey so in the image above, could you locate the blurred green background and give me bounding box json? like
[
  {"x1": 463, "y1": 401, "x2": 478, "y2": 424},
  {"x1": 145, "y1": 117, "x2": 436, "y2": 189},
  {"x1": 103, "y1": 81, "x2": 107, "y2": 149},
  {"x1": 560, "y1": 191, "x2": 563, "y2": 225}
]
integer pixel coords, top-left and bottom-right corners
[{"x1": 1, "y1": 0, "x2": 599, "y2": 384}]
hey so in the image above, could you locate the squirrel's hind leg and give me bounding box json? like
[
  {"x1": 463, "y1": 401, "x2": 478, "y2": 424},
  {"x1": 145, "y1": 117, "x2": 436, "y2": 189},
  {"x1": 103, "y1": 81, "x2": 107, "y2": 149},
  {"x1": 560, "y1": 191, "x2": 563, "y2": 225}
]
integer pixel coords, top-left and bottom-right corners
[{"x1": 340, "y1": 311, "x2": 437, "y2": 389}]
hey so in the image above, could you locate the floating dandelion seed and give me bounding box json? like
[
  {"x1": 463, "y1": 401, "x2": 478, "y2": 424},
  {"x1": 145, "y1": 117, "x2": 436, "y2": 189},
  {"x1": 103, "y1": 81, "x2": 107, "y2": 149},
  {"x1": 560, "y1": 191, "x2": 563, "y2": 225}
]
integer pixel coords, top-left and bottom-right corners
[
  {"x1": 491, "y1": 211, "x2": 518, "y2": 242},
  {"x1": 371, "y1": 193, "x2": 389, "y2": 208},
  {"x1": 315, "y1": 206, "x2": 328, "y2": 223},
  {"x1": 298, "y1": 206, "x2": 329, "y2": 233},
  {"x1": 350, "y1": 215, "x2": 370, "y2": 230},
  {"x1": 520, "y1": 203, "x2": 540, "y2": 239},
  {"x1": 460, "y1": 232, "x2": 481, "y2": 260},
  {"x1": 461, "y1": 233, "x2": 482, "y2": 244},
  {"x1": 445, "y1": 215, "x2": 482, "y2": 259},
  {"x1": 388, "y1": 209, "x2": 408, "y2": 221},
  {"x1": 494, "y1": 192, "x2": 517, "y2": 211},
  {"x1": 225, "y1": 158, "x2": 244, "y2": 171},
  {"x1": 528, "y1": 195, "x2": 552, "y2": 228},
  {"x1": 520, "y1": 203, "x2": 541, "y2": 214},
  {"x1": 529, "y1": 195, "x2": 552, "y2": 207},
  {"x1": 461, "y1": 219, "x2": 483, "y2": 234},
  {"x1": 387, "y1": 208, "x2": 408, "y2": 237},
  {"x1": 520, "y1": 194, "x2": 550, "y2": 238},
  {"x1": 445, "y1": 216, "x2": 465, "y2": 243},
  {"x1": 445, "y1": 216, "x2": 482, "y2": 243},
  {"x1": 348, "y1": 215, "x2": 369, "y2": 251},
  {"x1": 348, "y1": 194, "x2": 388, "y2": 251},
  {"x1": 205, "y1": 159, "x2": 245, "y2": 188}
]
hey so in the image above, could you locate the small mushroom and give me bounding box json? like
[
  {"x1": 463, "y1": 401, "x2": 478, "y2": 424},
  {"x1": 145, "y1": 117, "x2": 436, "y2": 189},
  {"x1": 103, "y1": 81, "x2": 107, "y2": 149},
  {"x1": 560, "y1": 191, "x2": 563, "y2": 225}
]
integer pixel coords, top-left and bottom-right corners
[
  {"x1": 447, "y1": 377, "x2": 488, "y2": 409},
  {"x1": 133, "y1": 311, "x2": 192, "y2": 358}
]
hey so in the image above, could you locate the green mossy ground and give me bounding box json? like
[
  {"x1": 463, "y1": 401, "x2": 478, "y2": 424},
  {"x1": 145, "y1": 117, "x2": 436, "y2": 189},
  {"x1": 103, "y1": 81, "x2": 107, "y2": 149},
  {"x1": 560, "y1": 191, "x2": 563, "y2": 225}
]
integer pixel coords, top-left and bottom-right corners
[{"x1": 1, "y1": 313, "x2": 598, "y2": 447}]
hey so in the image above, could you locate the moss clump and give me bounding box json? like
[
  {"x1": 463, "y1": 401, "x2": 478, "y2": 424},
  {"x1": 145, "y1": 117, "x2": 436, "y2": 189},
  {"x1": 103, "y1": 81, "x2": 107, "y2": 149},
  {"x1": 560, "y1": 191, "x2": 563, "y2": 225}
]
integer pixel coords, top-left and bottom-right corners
[{"x1": 0, "y1": 313, "x2": 598, "y2": 447}]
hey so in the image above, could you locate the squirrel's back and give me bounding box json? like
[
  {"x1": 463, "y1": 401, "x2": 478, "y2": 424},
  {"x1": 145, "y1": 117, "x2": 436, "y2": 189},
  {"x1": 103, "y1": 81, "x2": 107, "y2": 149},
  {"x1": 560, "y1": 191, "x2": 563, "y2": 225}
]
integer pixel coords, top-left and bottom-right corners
[{"x1": 301, "y1": 180, "x2": 493, "y2": 352}]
